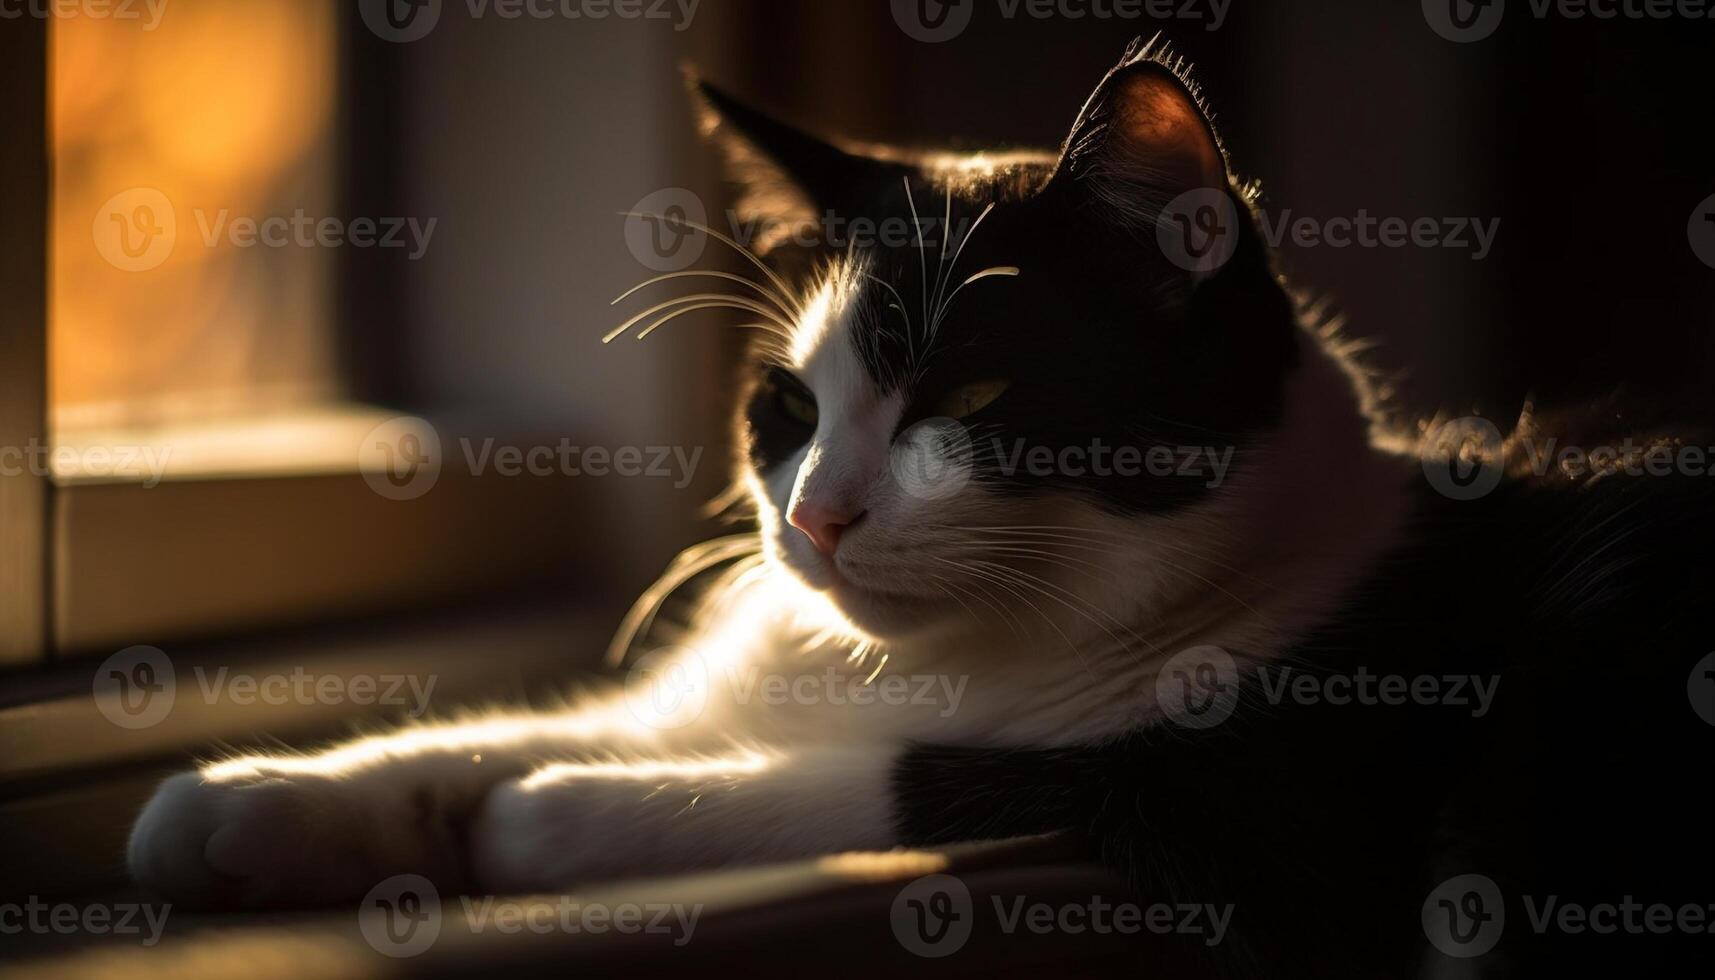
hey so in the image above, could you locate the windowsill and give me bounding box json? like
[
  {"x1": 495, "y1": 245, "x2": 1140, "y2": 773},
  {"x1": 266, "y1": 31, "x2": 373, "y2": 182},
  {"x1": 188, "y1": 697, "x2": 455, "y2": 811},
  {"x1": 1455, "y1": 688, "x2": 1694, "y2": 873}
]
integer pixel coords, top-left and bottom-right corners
[
  {"x1": 1, "y1": 835, "x2": 1138, "y2": 978},
  {"x1": 50, "y1": 402, "x2": 408, "y2": 486},
  {"x1": 45, "y1": 404, "x2": 612, "y2": 655}
]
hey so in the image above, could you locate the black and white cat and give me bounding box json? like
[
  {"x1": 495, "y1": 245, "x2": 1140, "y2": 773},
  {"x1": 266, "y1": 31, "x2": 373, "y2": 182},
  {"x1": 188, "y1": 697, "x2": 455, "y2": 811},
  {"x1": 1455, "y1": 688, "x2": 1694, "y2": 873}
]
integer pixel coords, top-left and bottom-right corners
[{"x1": 130, "y1": 38, "x2": 1711, "y2": 976}]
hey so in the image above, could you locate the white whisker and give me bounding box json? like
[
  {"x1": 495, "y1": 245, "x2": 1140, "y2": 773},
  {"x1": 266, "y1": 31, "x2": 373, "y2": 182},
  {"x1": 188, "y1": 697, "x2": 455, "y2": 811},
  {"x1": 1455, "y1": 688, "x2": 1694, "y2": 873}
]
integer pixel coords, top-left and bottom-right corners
[
  {"x1": 612, "y1": 270, "x2": 796, "y2": 321},
  {"x1": 618, "y1": 211, "x2": 800, "y2": 319},
  {"x1": 605, "y1": 293, "x2": 792, "y2": 343}
]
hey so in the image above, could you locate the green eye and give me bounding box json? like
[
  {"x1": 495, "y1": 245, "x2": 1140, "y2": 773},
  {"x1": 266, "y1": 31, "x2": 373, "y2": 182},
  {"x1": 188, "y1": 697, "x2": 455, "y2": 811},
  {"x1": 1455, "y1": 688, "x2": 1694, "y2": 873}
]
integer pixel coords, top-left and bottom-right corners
[
  {"x1": 933, "y1": 379, "x2": 1009, "y2": 419},
  {"x1": 777, "y1": 385, "x2": 818, "y2": 427}
]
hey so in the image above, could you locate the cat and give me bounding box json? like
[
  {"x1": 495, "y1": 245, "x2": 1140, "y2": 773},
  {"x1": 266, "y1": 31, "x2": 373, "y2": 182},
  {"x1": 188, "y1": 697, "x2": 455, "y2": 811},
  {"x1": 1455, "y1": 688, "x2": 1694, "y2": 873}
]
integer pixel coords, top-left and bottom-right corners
[{"x1": 129, "y1": 37, "x2": 1712, "y2": 976}]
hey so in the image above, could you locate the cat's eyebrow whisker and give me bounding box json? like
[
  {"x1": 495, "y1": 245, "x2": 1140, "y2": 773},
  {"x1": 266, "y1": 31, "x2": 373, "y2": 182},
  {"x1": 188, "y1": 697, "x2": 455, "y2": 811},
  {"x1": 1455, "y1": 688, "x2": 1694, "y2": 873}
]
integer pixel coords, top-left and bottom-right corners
[
  {"x1": 634, "y1": 303, "x2": 786, "y2": 341},
  {"x1": 930, "y1": 201, "x2": 997, "y2": 332},
  {"x1": 611, "y1": 270, "x2": 796, "y2": 322},
  {"x1": 605, "y1": 293, "x2": 793, "y2": 343},
  {"x1": 929, "y1": 266, "x2": 1021, "y2": 337},
  {"x1": 903, "y1": 177, "x2": 930, "y2": 351},
  {"x1": 618, "y1": 211, "x2": 801, "y2": 320},
  {"x1": 933, "y1": 183, "x2": 953, "y2": 320}
]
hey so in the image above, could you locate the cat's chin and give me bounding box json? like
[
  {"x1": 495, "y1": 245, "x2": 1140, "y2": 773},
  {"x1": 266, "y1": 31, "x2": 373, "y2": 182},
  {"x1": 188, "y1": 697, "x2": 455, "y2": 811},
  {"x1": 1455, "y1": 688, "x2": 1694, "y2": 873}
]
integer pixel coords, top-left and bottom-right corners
[
  {"x1": 771, "y1": 543, "x2": 952, "y2": 639},
  {"x1": 822, "y1": 574, "x2": 950, "y2": 640}
]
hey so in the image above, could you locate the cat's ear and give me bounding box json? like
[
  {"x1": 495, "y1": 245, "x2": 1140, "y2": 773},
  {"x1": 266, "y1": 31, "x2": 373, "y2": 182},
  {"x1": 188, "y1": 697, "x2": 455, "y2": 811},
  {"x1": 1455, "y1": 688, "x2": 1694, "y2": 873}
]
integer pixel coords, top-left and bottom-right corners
[
  {"x1": 688, "y1": 72, "x2": 911, "y2": 253},
  {"x1": 1054, "y1": 39, "x2": 1229, "y2": 221}
]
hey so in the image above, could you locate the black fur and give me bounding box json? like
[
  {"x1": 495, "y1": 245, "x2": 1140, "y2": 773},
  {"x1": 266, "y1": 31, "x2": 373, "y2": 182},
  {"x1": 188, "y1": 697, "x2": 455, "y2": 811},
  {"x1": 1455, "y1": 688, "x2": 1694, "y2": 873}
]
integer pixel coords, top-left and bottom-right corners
[{"x1": 894, "y1": 474, "x2": 1715, "y2": 976}]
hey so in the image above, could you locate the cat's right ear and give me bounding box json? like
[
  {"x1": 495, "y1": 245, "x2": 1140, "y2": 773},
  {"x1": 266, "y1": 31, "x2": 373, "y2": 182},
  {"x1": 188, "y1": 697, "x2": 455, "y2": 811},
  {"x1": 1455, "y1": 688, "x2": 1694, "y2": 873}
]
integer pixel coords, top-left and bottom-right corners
[
  {"x1": 1052, "y1": 40, "x2": 1231, "y2": 228},
  {"x1": 688, "y1": 72, "x2": 911, "y2": 253}
]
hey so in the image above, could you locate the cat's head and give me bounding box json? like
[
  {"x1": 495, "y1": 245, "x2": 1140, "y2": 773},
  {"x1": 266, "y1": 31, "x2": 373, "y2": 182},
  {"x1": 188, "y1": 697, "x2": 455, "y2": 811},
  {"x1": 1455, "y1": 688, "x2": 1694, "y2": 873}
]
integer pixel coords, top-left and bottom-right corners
[{"x1": 673, "y1": 40, "x2": 1299, "y2": 643}]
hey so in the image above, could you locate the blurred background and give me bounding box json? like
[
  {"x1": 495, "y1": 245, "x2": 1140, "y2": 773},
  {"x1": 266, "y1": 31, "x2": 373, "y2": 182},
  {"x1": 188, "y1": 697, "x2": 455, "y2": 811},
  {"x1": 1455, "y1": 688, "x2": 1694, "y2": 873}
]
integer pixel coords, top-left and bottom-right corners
[{"x1": 4, "y1": 0, "x2": 1714, "y2": 910}]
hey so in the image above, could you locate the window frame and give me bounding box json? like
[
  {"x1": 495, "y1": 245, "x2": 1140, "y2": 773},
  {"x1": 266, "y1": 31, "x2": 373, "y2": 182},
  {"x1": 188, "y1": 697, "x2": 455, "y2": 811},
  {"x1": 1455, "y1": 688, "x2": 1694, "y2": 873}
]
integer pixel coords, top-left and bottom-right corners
[
  {"x1": 21, "y1": 8, "x2": 602, "y2": 660},
  {"x1": 1, "y1": 15, "x2": 49, "y2": 669}
]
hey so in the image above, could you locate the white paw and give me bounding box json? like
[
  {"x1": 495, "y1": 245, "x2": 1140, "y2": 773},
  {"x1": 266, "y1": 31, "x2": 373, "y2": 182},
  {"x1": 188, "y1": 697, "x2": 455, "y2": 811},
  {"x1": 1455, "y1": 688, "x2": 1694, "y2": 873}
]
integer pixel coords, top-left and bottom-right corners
[
  {"x1": 470, "y1": 778, "x2": 633, "y2": 893},
  {"x1": 468, "y1": 779, "x2": 562, "y2": 894},
  {"x1": 128, "y1": 770, "x2": 431, "y2": 909}
]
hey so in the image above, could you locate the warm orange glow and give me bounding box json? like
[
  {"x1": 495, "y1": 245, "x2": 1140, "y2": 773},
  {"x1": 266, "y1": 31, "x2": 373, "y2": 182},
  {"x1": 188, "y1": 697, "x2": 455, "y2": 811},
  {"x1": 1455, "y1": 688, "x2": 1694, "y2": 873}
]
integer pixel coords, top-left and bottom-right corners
[
  {"x1": 518, "y1": 748, "x2": 778, "y2": 790},
  {"x1": 815, "y1": 850, "x2": 950, "y2": 882},
  {"x1": 51, "y1": 0, "x2": 338, "y2": 421}
]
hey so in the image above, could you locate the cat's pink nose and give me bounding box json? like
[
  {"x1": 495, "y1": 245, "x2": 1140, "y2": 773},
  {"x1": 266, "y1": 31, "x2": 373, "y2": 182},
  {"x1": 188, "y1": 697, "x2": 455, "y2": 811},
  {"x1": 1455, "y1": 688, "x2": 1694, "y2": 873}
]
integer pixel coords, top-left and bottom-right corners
[{"x1": 788, "y1": 501, "x2": 863, "y2": 557}]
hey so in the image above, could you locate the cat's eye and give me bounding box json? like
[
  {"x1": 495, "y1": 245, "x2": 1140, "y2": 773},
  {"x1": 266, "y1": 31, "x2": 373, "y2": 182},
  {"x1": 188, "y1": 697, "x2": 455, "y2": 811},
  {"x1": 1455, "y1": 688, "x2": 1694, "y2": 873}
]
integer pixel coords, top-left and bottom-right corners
[
  {"x1": 771, "y1": 371, "x2": 818, "y2": 427},
  {"x1": 932, "y1": 379, "x2": 1010, "y2": 419}
]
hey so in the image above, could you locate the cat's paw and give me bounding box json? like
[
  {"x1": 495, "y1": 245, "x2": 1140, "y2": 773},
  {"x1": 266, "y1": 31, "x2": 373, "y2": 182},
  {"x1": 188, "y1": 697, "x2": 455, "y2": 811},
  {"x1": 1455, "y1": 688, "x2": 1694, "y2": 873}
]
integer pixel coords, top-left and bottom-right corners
[
  {"x1": 468, "y1": 778, "x2": 561, "y2": 894},
  {"x1": 129, "y1": 770, "x2": 401, "y2": 909},
  {"x1": 469, "y1": 778, "x2": 628, "y2": 893}
]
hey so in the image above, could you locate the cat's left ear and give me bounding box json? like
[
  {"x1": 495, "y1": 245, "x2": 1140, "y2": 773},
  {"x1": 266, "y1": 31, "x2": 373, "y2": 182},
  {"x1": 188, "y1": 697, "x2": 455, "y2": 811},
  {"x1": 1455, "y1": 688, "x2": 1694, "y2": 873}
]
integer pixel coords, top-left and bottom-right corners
[
  {"x1": 688, "y1": 72, "x2": 912, "y2": 253},
  {"x1": 1054, "y1": 40, "x2": 1230, "y2": 220}
]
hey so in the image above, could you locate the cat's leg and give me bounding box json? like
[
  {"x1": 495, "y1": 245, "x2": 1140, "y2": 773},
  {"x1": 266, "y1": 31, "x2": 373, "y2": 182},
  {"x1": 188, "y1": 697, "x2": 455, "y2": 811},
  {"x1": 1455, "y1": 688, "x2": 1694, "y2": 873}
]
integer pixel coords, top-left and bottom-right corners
[
  {"x1": 127, "y1": 704, "x2": 672, "y2": 909},
  {"x1": 469, "y1": 743, "x2": 905, "y2": 892}
]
